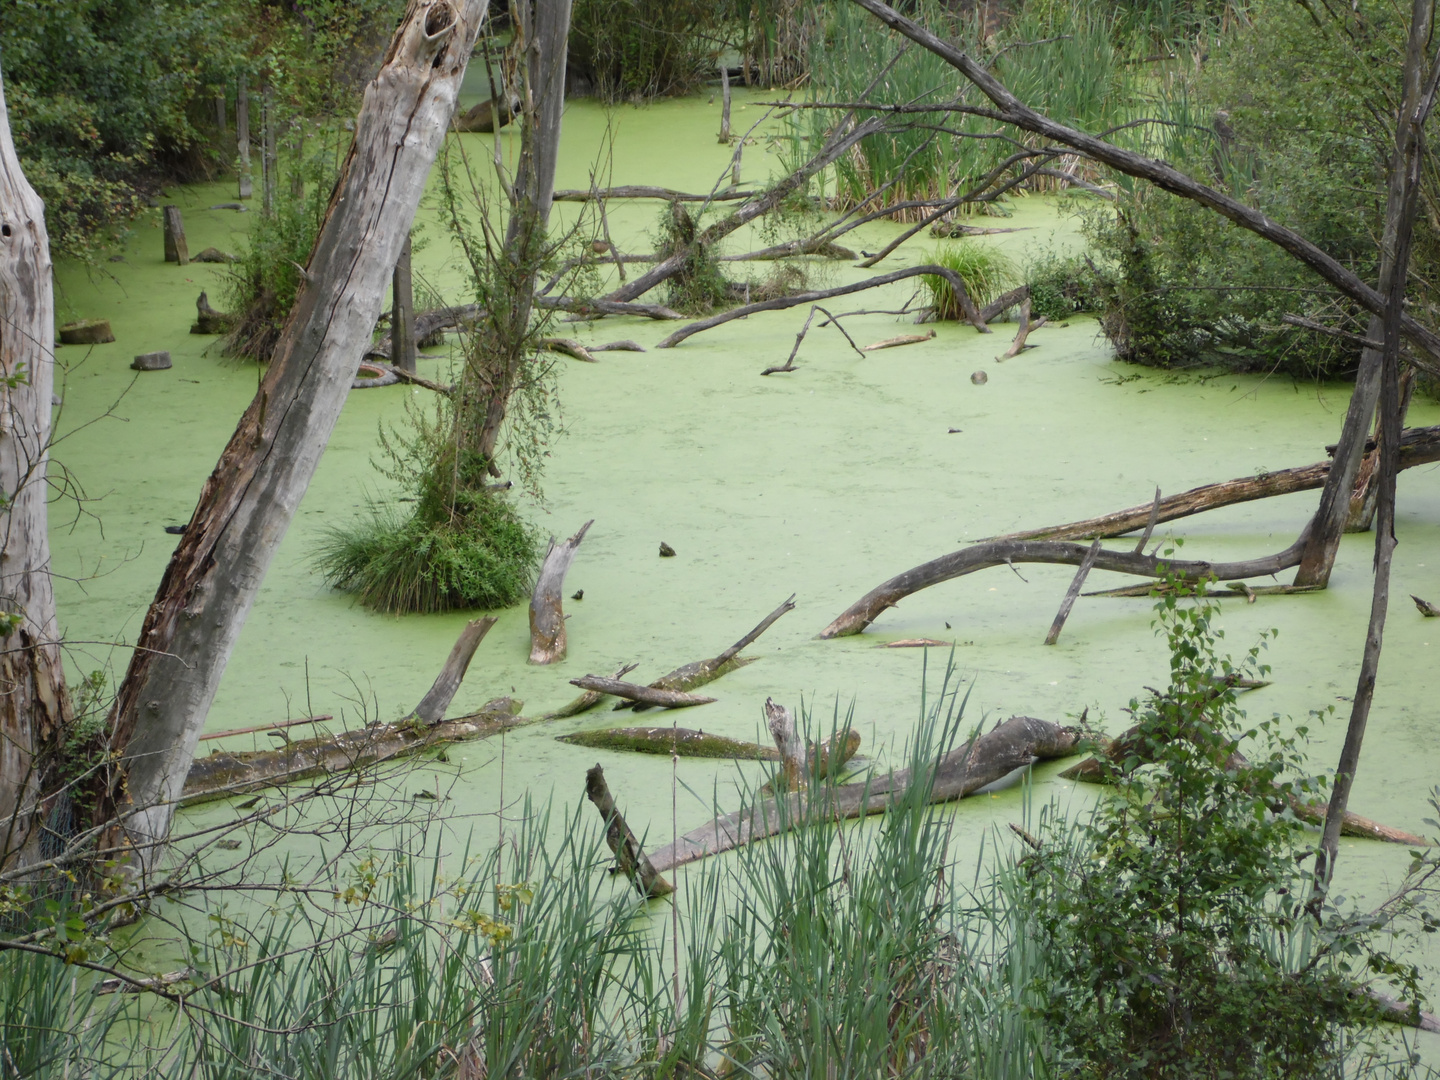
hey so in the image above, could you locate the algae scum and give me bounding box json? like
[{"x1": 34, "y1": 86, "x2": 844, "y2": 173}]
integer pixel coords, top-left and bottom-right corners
[{"x1": 48, "y1": 90, "x2": 1440, "y2": 1012}]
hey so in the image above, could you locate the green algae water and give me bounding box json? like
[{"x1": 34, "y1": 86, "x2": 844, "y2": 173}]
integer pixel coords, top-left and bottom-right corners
[{"x1": 47, "y1": 90, "x2": 1440, "y2": 1040}]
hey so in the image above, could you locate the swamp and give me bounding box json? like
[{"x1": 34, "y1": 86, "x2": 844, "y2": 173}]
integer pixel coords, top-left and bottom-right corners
[{"x1": 4, "y1": 0, "x2": 1440, "y2": 1076}]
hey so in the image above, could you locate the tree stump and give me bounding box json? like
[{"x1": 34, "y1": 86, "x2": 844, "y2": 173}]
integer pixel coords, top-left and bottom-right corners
[
  {"x1": 190, "y1": 292, "x2": 232, "y2": 335},
  {"x1": 162, "y1": 206, "x2": 189, "y2": 265},
  {"x1": 131, "y1": 351, "x2": 172, "y2": 371},
  {"x1": 58, "y1": 319, "x2": 114, "y2": 345}
]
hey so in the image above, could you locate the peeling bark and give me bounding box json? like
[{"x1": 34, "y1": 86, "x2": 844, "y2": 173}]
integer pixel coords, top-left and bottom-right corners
[
  {"x1": 104, "y1": 0, "x2": 492, "y2": 871},
  {"x1": 528, "y1": 520, "x2": 592, "y2": 664},
  {"x1": 0, "y1": 66, "x2": 75, "y2": 869}
]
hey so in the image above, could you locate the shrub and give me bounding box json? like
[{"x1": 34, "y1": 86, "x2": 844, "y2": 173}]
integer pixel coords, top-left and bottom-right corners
[
  {"x1": 567, "y1": 0, "x2": 725, "y2": 101},
  {"x1": 1024, "y1": 249, "x2": 1104, "y2": 321},
  {"x1": 1022, "y1": 580, "x2": 1415, "y2": 1077}
]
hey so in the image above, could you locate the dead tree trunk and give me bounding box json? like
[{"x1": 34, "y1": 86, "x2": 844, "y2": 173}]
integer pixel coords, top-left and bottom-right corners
[
  {"x1": 261, "y1": 81, "x2": 277, "y2": 215},
  {"x1": 236, "y1": 74, "x2": 252, "y2": 200},
  {"x1": 391, "y1": 236, "x2": 417, "y2": 374},
  {"x1": 0, "y1": 68, "x2": 75, "y2": 869},
  {"x1": 765, "y1": 698, "x2": 806, "y2": 791},
  {"x1": 162, "y1": 206, "x2": 189, "y2": 266},
  {"x1": 470, "y1": 0, "x2": 573, "y2": 474},
  {"x1": 102, "y1": 0, "x2": 491, "y2": 874},
  {"x1": 584, "y1": 764, "x2": 673, "y2": 899},
  {"x1": 528, "y1": 519, "x2": 592, "y2": 664}
]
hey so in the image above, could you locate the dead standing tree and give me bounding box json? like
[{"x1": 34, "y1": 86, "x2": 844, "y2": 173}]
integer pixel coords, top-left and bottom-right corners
[
  {"x1": 0, "y1": 67, "x2": 74, "y2": 869},
  {"x1": 96, "y1": 0, "x2": 492, "y2": 876}
]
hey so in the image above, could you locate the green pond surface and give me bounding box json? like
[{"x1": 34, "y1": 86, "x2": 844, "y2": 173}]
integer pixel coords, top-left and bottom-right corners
[{"x1": 49, "y1": 88, "x2": 1440, "y2": 1031}]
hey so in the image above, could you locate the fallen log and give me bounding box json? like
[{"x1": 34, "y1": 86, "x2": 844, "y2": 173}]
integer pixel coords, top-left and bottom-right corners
[
  {"x1": 591, "y1": 340, "x2": 645, "y2": 352},
  {"x1": 820, "y1": 536, "x2": 1307, "y2": 638},
  {"x1": 198, "y1": 714, "x2": 333, "y2": 742},
  {"x1": 863, "y1": 329, "x2": 935, "y2": 351},
  {"x1": 657, "y1": 264, "x2": 989, "y2": 349},
  {"x1": 1412, "y1": 594, "x2": 1440, "y2": 617},
  {"x1": 558, "y1": 727, "x2": 861, "y2": 778},
  {"x1": 529, "y1": 521, "x2": 592, "y2": 665},
  {"x1": 1059, "y1": 724, "x2": 1429, "y2": 846},
  {"x1": 978, "y1": 286, "x2": 1029, "y2": 324},
  {"x1": 718, "y1": 239, "x2": 858, "y2": 262},
  {"x1": 541, "y1": 337, "x2": 597, "y2": 362},
  {"x1": 1086, "y1": 582, "x2": 1322, "y2": 599},
  {"x1": 180, "y1": 619, "x2": 503, "y2": 805},
  {"x1": 536, "y1": 295, "x2": 683, "y2": 321},
  {"x1": 979, "y1": 424, "x2": 1440, "y2": 546},
  {"x1": 584, "y1": 764, "x2": 673, "y2": 899},
  {"x1": 181, "y1": 697, "x2": 526, "y2": 807},
  {"x1": 622, "y1": 593, "x2": 796, "y2": 711},
  {"x1": 453, "y1": 96, "x2": 513, "y2": 133},
  {"x1": 570, "y1": 676, "x2": 715, "y2": 709},
  {"x1": 547, "y1": 662, "x2": 639, "y2": 719},
  {"x1": 553, "y1": 185, "x2": 760, "y2": 203},
  {"x1": 649, "y1": 715, "x2": 1081, "y2": 872}
]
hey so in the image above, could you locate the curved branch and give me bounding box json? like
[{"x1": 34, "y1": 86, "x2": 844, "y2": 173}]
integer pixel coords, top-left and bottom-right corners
[{"x1": 819, "y1": 537, "x2": 1307, "y2": 638}]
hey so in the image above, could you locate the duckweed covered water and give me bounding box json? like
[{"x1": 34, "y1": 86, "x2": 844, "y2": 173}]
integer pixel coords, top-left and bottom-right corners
[{"x1": 47, "y1": 89, "x2": 1440, "y2": 1028}]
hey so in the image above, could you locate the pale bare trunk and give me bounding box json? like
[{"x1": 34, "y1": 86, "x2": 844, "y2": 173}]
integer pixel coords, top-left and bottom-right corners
[
  {"x1": 104, "y1": 0, "x2": 490, "y2": 875},
  {"x1": 0, "y1": 68, "x2": 74, "y2": 868}
]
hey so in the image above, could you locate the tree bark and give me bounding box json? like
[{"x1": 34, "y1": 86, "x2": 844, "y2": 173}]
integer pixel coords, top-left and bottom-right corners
[
  {"x1": 236, "y1": 74, "x2": 252, "y2": 200},
  {"x1": 584, "y1": 764, "x2": 673, "y2": 899},
  {"x1": 390, "y1": 236, "x2": 417, "y2": 374},
  {"x1": 649, "y1": 715, "x2": 1080, "y2": 872},
  {"x1": 103, "y1": 0, "x2": 490, "y2": 873},
  {"x1": 162, "y1": 206, "x2": 189, "y2": 266},
  {"x1": 980, "y1": 426, "x2": 1440, "y2": 545},
  {"x1": 0, "y1": 67, "x2": 75, "y2": 869},
  {"x1": 528, "y1": 519, "x2": 592, "y2": 664},
  {"x1": 820, "y1": 537, "x2": 1307, "y2": 638}
]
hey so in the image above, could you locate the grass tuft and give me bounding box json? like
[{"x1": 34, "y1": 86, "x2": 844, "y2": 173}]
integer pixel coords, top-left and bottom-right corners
[{"x1": 923, "y1": 244, "x2": 1014, "y2": 319}]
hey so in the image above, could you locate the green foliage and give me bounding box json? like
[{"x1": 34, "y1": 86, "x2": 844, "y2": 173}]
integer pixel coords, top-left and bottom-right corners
[
  {"x1": 1022, "y1": 582, "x2": 1410, "y2": 1077},
  {"x1": 567, "y1": 0, "x2": 727, "y2": 102},
  {"x1": 315, "y1": 399, "x2": 540, "y2": 614},
  {"x1": 802, "y1": 2, "x2": 1130, "y2": 214},
  {"x1": 1086, "y1": 0, "x2": 1440, "y2": 379},
  {"x1": 0, "y1": 0, "x2": 402, "y2": 262},
  {"x1": 656, "y1": 201, "x2": 731, "y2": 314},
  {"x1": 1025, "y1": 248, "x2": 1105, "y2": 321},
  {"x1": 221, "y1": 137, "x2": 343, "y2": 362},
  {"x1": 922, "y1": 243, "x2": 1014, "y2": 319}
]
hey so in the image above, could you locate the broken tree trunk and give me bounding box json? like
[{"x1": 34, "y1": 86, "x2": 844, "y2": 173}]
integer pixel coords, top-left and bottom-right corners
[
  {"x1": 719, "y1": 65, "x2": 731, "y2": 143},
  {"x1": 979, "y1": 425, "x2": 1440, "y2": 545},
  {"x1": 623, "y1": 593, "x2": 796, "y2": 712},
  {"x1": 821, "y1": 536, "x2": 1307, "y2": 638},
  {"x1": 996, "y1": 297, "x2": 1034, "y2": 360},
  {"x1": 412, "y1": 617, "x2": 495, "y2": 722},
  {"x1": 584, "y1": 764, "x2": 673, "y2": 899},
  {"x1": 546, "y1": 662, "x2": 638, "y2": 719},
  {"x1": 162, "y1": 206, "x2": 189, "y2": 265},
  {"x1": 236, "y1": 74, "x2": 251, "y2": 200},
  {"x1": 648, "y1": 715, "x2": 1081, "y2": 872},
  {"x1": 391, "y1": 236, "x2": 417, "y2": 374},
  {"x1": 103, "y1": 0, "x2": 491, "y2": 873},
  {"x1": 766, "y1": 698, "x2": 807, "y2": 792},
  {"x1": 569, "y1": 676, "x2": 715, "y2": 709},
  {"x1": 656, "y1": 264, "x2": 987, "y2": 349},
  {"x1": 0, "y1": 67, "x2": 76, "y2": 869},
  {"x1": 529, "y1": 519, "x2": 592, "y2": 664}
]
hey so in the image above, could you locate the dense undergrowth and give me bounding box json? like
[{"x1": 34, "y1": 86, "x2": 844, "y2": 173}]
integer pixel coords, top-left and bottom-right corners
[{"x1": 5, "y1": 589, "x2": 1437, "y2": 1078}]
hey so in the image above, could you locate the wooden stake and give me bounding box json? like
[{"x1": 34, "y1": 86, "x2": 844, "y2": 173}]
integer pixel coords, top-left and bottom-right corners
[
  {"x1": 1044, "y1": 538, "x2": 1102, "y2": 645},
  {"x1": 162, "y1": 206, "x2": 189, "y2": 265},
  {"x1": 390, "y1": 236, "x2": 417, "y2": 374}
]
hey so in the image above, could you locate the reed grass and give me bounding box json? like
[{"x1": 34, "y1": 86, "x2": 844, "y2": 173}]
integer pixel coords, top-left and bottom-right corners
[{"x1": 923, "y1": 243, "x2": 1015, "y2": 319}]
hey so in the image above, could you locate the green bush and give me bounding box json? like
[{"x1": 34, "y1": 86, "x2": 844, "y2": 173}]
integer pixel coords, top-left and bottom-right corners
[
  {"x1": 567, "y1": 0, "x2": 726, "y2": 101},
  {"x1": 1024, "y1": 249, "x2": 1105, "y2": 321},
  {"x1": 1086, "y1": 0, "x2": 1439, "y2": 379},
  {"x1": 1022, "y1": 580, "x2": 1413, "y2": 1077}
]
